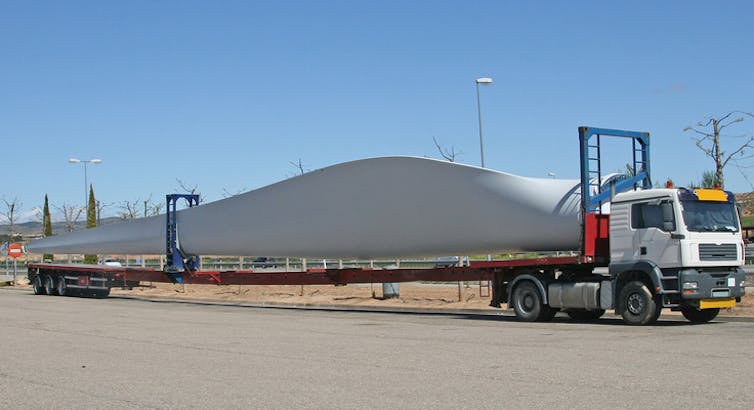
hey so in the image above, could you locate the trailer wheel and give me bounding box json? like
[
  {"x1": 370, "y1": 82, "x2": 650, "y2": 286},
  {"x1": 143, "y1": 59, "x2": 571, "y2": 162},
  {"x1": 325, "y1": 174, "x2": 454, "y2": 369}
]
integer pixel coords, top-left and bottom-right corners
[
  {"x1": 681, "y1": 307, "x2": 719, "y2": 323},
  {"x1": 43, "y1": 275, "x2": 58, "y2": 296},
  {"x1": 56, "y1": 276, "x2": 68, "y2": 297},
  {"x1": 619, "y1": 281, "x2": 660, "y2": 325},
  {"x1": 32, "y1": 275, "x2": 46, "y2": 295},
  {"x1": 512, "y1": 281, "x2": 553, "y2": 322},
  {"x1": 566, "y1": 309, "x2": 605, "y2": 322}
]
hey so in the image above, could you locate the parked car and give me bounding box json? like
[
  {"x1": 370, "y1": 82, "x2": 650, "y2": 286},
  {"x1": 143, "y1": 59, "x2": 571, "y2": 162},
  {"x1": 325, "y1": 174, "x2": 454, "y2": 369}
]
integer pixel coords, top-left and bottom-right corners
[
  {"x1": 433, "y1": 256, "x2": 460, "y2": 268},
  {"x1": 99, "y1": 258, "x2": 122, "y2": 267},
  {"x1": 252, "y1": 257, "x2": 277, "y2": 268}
]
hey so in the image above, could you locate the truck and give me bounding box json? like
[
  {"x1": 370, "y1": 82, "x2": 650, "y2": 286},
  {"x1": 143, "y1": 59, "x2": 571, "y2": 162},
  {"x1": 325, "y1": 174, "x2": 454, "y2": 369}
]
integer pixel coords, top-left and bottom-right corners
[{"x1": 26, "y1": 127, "x2": 747, "y2": 325}]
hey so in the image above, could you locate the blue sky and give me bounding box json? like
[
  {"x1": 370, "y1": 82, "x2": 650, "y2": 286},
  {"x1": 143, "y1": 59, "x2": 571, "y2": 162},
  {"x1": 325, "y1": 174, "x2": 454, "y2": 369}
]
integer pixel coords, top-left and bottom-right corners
[{"x1": 1, "y1": 1, "x2": 753, "y2": 221}]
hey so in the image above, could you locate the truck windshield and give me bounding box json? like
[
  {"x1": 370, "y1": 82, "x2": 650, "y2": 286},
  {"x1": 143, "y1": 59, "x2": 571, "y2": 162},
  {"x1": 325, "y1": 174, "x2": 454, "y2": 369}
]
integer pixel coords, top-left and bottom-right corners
[{"x1": 680, "y1": 201, "x2": 739, "y2": 232}]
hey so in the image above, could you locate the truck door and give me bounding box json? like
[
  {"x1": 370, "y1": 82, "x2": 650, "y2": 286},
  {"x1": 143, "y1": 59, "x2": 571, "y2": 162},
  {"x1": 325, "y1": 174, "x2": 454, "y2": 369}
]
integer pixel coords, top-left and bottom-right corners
[{"x1": 631, "y1": 200, "x2": 681, "y2": 268}]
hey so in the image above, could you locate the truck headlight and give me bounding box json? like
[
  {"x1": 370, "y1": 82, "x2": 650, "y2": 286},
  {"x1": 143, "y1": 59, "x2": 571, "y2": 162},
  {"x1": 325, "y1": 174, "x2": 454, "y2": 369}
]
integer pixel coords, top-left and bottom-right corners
[{"x1": 683, "y1": 282, "x2": 699, "y2": 290}]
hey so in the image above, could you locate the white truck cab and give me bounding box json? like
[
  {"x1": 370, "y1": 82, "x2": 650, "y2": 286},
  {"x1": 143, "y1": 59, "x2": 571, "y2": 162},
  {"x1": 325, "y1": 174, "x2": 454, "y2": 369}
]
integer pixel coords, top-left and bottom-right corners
[{"x1": 608, "y1": 187, "x2": 746, "y2": 322}]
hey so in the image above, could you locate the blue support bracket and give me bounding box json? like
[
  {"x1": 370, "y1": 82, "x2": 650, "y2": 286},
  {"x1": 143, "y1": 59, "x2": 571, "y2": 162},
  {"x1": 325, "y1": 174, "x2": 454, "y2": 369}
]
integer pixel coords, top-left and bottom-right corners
[
  {"x1": 164, "y1": 194, "x2": 201, "y2": 279},
  {"x1": 579, "y1": 126, "x2": 651, "y2": 214}
]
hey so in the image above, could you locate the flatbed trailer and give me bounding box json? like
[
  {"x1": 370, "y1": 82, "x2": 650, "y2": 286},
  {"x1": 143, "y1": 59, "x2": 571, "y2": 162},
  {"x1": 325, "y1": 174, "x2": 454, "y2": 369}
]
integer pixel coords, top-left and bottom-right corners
[{"x1": 27, "y1": 254, "x2": 589, "y2": 303}]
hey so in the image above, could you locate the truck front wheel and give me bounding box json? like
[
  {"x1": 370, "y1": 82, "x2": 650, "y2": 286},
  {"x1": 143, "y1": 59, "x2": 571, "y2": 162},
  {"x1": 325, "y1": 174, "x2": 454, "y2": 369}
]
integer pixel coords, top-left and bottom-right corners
[
  {"x1": 619, "y1": 281, "x2": 661, "y2": 325},
  {"x1": 512, "y1": 281, "x2": 555, "y2": 322},
  {"x1": 681, "y1": 307, "x2": 719, "y2": 323}
]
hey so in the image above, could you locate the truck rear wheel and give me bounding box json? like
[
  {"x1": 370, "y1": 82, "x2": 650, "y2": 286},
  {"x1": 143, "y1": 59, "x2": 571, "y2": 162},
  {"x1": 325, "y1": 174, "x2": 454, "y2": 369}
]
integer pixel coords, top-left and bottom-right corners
[
  {"x1": 681, "y1": 307, "x2": 719, "y2": 323},
  {"x1": 566, "y1": 309, "x2": 605, "y2": 322},
  {"x1": 32, "y1": 275, "x2": 46, "y2": 295},
  {"x1": 512, "y1": 281, "x2": 555, "y2": 322},
  {"x1": 619, "y1": 280, "x2": 660, "y2": 325},
  {"x1": 56, "y1": 276, "x2": 68, "y2": 297},
  {"x1": 43, "y1": 275, "x2": 58, "y2": 296}
]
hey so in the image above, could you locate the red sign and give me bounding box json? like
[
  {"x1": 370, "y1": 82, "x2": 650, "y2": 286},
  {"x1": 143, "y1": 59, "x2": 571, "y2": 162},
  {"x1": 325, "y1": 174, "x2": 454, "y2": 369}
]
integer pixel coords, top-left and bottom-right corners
[{"x1": 8, "y1": 243, "x2": 23, "y2": 259}]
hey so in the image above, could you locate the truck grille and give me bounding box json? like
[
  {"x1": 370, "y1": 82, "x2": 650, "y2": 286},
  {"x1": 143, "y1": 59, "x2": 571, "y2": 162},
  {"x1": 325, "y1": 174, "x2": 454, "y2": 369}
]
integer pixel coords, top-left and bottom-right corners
[{"x1": 698, "y1": 244, "x2": 738, "y2": 261}]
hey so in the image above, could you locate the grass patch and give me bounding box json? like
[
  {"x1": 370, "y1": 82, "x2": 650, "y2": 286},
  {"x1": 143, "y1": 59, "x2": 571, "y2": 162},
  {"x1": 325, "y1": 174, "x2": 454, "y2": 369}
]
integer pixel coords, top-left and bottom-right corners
[{"x1": 742, "y1": 215, "x2": 754, "y2": 228}]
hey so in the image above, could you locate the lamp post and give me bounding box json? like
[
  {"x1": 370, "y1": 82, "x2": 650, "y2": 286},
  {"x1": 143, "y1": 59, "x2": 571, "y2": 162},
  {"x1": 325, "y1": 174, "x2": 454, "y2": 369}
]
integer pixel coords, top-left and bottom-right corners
[
  {"x1": 475, "y1": 77, "x2": 493, "y2": 168},
  {"x1": 68, "y1": 158, "x2": 102, "y2": 205}
]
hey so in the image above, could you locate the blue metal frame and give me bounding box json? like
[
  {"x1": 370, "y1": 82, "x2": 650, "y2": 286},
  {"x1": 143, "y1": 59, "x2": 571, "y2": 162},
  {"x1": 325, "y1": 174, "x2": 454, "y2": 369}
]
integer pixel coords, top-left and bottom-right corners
[
  {"x1": 164, "y1": 194, "x2": 201, "y2": 279},
  {"x1": 579, "y1": 126, "x2": 651, "y2": 213}
]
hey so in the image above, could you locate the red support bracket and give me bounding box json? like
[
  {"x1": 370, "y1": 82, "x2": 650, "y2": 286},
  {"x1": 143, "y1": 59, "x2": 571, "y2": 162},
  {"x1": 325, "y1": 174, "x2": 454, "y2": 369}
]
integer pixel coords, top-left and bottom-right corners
[{"x1": 192, "y1": 271, "x2": 223, "y2": 285}]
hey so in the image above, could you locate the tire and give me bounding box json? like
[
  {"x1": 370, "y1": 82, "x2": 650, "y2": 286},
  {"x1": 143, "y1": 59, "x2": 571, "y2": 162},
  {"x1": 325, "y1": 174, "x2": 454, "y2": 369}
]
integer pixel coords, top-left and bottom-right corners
[
  {"x1": 512, "y1": 281, "x2": 554, "y2": 322},
  {"x1": 43, "y1": 275, "x2": 58, "y2": 296},
  {"x1": 681, "y1": 307, "x2": 719, "y2": 323},
  {"x1": 56, "y1": 276, "x2": 68, "y2": 297},
  {"x1": 619, "y1": 280, "x2": 660, "y2": 325},
  {"x1": 566, "y1": 309, "x2": 605, "y2": 322},
  {"x1": 32, "y1": 275, "x2": 46, "y2": 295}
]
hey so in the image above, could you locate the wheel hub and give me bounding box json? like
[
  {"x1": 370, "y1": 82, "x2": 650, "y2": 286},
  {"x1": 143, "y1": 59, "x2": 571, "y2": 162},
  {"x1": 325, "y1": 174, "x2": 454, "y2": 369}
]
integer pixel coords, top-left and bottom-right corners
[
  {"x1": 523, "y1": 294, "x2": 534, "y2": 311},
  {"x1": 627, "y1": 293, "x2": 645, "y2": 315}
]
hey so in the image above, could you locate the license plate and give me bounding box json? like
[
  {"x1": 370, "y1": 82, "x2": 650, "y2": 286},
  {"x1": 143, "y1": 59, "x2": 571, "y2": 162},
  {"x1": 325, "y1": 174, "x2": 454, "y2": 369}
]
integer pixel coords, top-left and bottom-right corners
[{"x1": 699, "y1": 298, "x2": 735, "y2": 309}]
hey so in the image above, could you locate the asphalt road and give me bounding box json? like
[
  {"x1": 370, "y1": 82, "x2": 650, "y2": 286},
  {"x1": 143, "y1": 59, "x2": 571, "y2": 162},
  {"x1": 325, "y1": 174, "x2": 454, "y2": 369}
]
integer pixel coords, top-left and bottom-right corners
[{"x1": 1, "y1": 289, "x2": 753, "y2": 409}]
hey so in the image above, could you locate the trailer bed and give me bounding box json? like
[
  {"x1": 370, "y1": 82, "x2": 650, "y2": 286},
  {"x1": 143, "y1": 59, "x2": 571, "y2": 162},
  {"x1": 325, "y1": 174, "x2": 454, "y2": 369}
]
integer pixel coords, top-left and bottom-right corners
[{"x1": 29, "y1": 255, "x2": 589, "y2": 288}]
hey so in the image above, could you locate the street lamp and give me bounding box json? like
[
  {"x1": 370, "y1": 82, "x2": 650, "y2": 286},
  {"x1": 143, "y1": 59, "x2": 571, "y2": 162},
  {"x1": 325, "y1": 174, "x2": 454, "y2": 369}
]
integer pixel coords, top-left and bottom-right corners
[
  {"x1": 69, "y1": 158, "x2": 102, "y2": 206},
  {"x1": 475, "y1": 77, "x2": 493, "y2": 168}
]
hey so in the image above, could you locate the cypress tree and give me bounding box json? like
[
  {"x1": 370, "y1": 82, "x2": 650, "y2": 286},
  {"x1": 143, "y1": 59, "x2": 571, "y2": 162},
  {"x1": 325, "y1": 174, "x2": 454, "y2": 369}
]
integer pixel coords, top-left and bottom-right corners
[
  {"x1": 84, "y1": 185, "x2": 98, "y2": 264},
  {"x1": 42, "y1": 194, "x2": 53, "y2": 262}
]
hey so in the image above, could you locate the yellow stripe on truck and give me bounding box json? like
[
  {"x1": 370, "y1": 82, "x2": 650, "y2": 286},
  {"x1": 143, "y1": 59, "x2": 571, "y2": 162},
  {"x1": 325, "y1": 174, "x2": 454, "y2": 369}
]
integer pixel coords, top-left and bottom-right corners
[
  {"x1": 695, "y1": 189, "x2": 727, "y2": 201},
  {"x1": 699, "y1": 298, "x2": 736, "y2": 309}
]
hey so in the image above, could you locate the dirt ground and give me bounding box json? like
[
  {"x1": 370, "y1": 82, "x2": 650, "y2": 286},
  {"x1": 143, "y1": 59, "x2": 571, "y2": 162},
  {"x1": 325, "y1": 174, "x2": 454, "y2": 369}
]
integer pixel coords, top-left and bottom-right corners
[
  {"x1": 108, "y1": 281, "x2": 754, "y2": 317},
  {"x1": 109, "y1": 282, "x2": 496, "y2": 310}
]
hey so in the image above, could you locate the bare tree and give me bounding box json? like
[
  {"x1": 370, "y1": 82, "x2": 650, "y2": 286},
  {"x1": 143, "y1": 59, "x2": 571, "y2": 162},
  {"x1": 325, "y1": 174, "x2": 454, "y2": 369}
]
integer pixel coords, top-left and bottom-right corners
[
  {"x1": 2, "y1": 197, "x2": 22, "y2": 242},
  {"x1": 289, "y1": 158, "x2": 306, "y2": 176},
  {"x1": 221, "y1": 187, "x2": 248, "y2": 198},
  {"x1": 95, "y1": 200, "x2": 114, "y2": 225},
  {"x1": 684, "y1": 111, "x2": 754, "y2": 188},
  {"x1": 432, "y1": 137, "x2": 462, "y2": 162},
  {"x1": 142, "y1": 197, "x2": 165, "y2": 216},
  {"x1": 56, "y1": 204, "x2": 84, "y2": 233},
  {"x1": 150, "y1": 202, "x2": 165, "y2": 216},
  {"x1": 118, "y1": 199, "x2": 141, "y2": 220},
  {"x1": 133, "y1": 196, "x2": 166, "y2": 217},
  {"x1": 175, "y1": 179, "x2": 201, "y2": 201}
]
